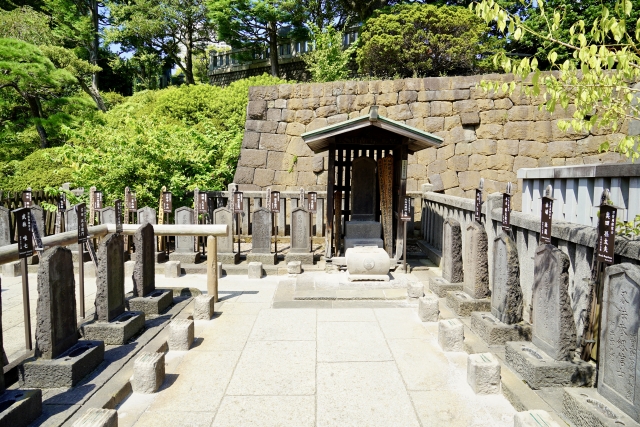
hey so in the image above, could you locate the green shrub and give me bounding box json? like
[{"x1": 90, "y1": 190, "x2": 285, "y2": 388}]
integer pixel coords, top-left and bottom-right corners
[{"x1": 0, "y1": 148, "x2": 73, "y2": 191}]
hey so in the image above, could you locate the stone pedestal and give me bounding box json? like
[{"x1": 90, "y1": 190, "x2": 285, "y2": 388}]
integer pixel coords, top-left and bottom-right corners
[
  {"x1": 287, "y1": 261, "x2": 302, "y2": 274},
  {"x1": 345, "y1": 247, "x2": 390, "y2": 281},
  {"x1": 504, "y1": 342, "x2": 594, "y2": 389},
  {"x1": 0, "y1": 389, "x2": 42, "y2": 427},
  {"x1": 446, "y1": 291, "x2": 490, "y2": 316},
  {"x1": 131, "y1": 251, "x2": 165, "y2": 263},
  {"x1": 562, "y1": 388, "x2": 639, "y2": 427},
  {"x1": 407, "y1": 281, "x2": 424, "y2": 298},
  {"x1": 514, "y1": 410, "x2": 561, "y2": 427},
  {"x1": 248, "y1": 262, "x2": 262, "y2": 279},
  {"x1": 73, "y1": 408, "x2": 118, "y2": 427},
  {"x1": 247, "y1": 252, "x2": 277, "y2": 265},
  {"x1": 418, "y1": 294, "x2": 439, "y2": 322},
  {"x1": 1, "y1": 261, "x2": 20, "y2": 277},
  {"x1": 428, "y1": 277, "x2": 463, "y2": 298},
  {"x1": 467, "y1": 352, "x2": 501, "y2": 394},
  {"x1": 82, "y1": 312, "x2": 145, "y2": 345},
  {"x1": 218, "y1": 252, "x2": 240, "y2": 265},
  {"x1": 20, "y1": 341, "x2": 105, "y2": 388},
  {"x1": 285, "y1": 253, "x2": 314, "y2": 264},
  {"x1": 132, "y1": 352, "x2": 165, "y2": 394},
  {"x1": 169, "y1": 252, "x2": 200, "y2": 264},
  {"x1": 164, "y1": 261, "x2": 181, "y2": 278},
  {"x1": 470, "y1": 312, "x2": 531, "y2": 345},
  {"x1": 168, "y1": 319, "x2": 194, "y2": 351},
  {"x1": 438, "y1": 319, "x2": 464, "y2": 352},
  {"x1": 128, "y1": 289, "x2": 173, "y2": 316},
  {"x1": 194, "y1": 295, "x2": 215, "y2": 320}
]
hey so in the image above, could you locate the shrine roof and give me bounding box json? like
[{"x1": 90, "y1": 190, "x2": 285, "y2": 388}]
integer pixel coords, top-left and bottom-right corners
[{"x1": 301, "y1": 106, "x2": 443, "y2": 154}]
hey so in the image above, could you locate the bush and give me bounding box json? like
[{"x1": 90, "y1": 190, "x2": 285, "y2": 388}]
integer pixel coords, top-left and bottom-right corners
[{"x1": 0, "y1": 148, "x2": 73, "y2": 191}]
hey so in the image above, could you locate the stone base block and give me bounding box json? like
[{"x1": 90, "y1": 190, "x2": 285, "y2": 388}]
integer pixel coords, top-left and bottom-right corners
[
  {"x1": 418, "y1": 293, "x2": 439, "y2": 322},
  {"x1": 407, "y1": 282, "x2": 424, "y2": 298},
  {"x1": 429, "y1": 277, "x2": 463, "y2": 298},
  {"x1": 438, "y1": 318, "x2": 464, "y2": 352},
  {"x1": 131, "y1": 251, "x2": 165, "y2": 263},
  {"x1": 467, "y1": 352, "x2": 501, "y2": 394},
  {"x1": 470, "y1": 312, "x2": 532, "y2": 345},
  {"x1": 287, "y1": 261, "x2": 302, "y2": 274},
  {"x1": 345, "y1": 246, "x2": 390, "y2": 276},
  {"x1": 132, "y1": 352, "x2": 165, "y2": 394},
  {"x1": 125, "y1": 260, "x2": 135, "y2": 278},
  {"x1": 446, "y1": 291, "x2": 490, "y2": 317},
  {"x1": 128, "y1": 290, "x2": 173, "y2": 316},
  {"x1": 347, "y1": 274, "x2": 390, "y2": 282},
  {"x1": 504, "y1": 342, "x2": 594, "y2": 389},
  {"x1": 194, "y1": 295, "x2": 215, "y2": 320},
  {"x1": 395, "y1": 263, "x2": 411, "y2": 274},
  {"x1": 0, "y1": 389, "x2": 42, "y2": 427},
  {"x1": 164, "y1": 260, "x2": 181, "y2": 278},
  {"x1": 26, "y1": 254, "x2": 39, "y2": 265},
  {"x1": 169, "y1": 319, "x2": 194, "y2": 351},
  {"x1": 562, "y1": 388, "x2": 639, "y2": 427},
  {"x1": 514, "y1": 410, "x2": 561, "y2": 427},
  {"x1": 285, "y1": 253, "x2": 314, "y2": 265},
  {"x1": 82, "y1": 312, "x2": 145, "y2": 345},
  {"x1": 247, "y1": 252, "x2": 277, "y2": 265},
  {"x1": 248, "y1": 262, "x2": 263, "y2": 279},
  {"x1": 217, "y1": 262, "x2": 222, "y2": 278},
  {"x1": 169, "y1": 252, "x2": 201, "y2": 264},
  {"x1": 1, "y1": 261, "x2": 21, "y2": 277},
  {"x1": 218, "y1": 252, "x2": 239, "y2": 265},
  {"x1": 20, "y1": 340, "x2": 105, "y2": 388},
  {"x1": 344, "y1": 238, "x2": 384, "y2": 249},
  {"x1": 73, "y1": 407, "x2": 118, "y2": 427}
]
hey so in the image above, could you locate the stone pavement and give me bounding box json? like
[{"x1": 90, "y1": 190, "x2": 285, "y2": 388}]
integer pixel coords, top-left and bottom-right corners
[{"x1": 116, "y1": 274, "x2": 517, "y2": 427}]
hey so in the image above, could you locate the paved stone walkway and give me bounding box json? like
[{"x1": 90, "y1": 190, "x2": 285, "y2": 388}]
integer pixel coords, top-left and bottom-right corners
[{"x1": 116, "y1": 275, "x2": 517, "y2": 427}]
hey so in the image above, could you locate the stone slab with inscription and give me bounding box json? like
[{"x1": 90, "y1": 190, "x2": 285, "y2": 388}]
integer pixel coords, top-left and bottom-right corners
[
  {"x1": 463, "y1": 221, "x2": 490, "y2": 299},
  {"x1": 135, "y1": 206, "x2": 164, "y2": 262},
  {"x1": 442, "y1": 218, "x2": 464, "y2": 284},
  {"x1": 169, "y1": 207, "x2": 200, "y2": 264},
  {"x1": 0, "y1": 205, "x2": 10, "y2": 247},
  {"x1": 247, "y1": 207, "x2": 276, "y2": 265},
  {"x1": 213, "y1": 207, "x2": 239, "y2": 264},
  {"x1": 285, "y1": 207, "x2": 313, "y2": 264},
  {"x1": 350, "y1": 157, "x2": 377, "y2": 221}
]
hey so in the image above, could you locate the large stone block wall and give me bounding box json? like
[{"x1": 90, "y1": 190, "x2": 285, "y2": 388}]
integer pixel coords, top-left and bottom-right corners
[{"x1": 234, "y1": 74, "x2": 628, "y2": 210}]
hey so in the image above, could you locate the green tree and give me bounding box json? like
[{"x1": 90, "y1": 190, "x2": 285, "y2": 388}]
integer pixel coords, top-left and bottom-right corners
[
  {"x1": 0, "y1": 38, "x2": 76, "y2": 148},
  {"x1": 108, "y1": 0, "x2": 216, "y2": 85},
  {"x1": 303, "y1": 23, "x2": 355, "y2": 82},
  {"x1": 208, "y1": 0, "x2": 305, "y2": 77},
  {"x1": 357, "y1": 4, "x2": 498, "y2": 78},
  {"x1": 472, "y1": 0, "x2": 640, "y2": 160}
]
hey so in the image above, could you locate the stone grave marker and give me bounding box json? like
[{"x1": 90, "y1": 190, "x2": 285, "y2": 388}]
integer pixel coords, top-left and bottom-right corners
[
  {"x1": 99, "y1": 207, "x2": 116, "y2": 225},
  {"x1": 442, "y1": 218, "x2": 463, "y2": 284},
  {"x1": 214, "y1": 207, "x2": 234, "y2": 252},
  {"x1": 463, "y1": 221, "x2": 490, "y2": 299},
  {"x1": 137, "y1": 207, "x2": 157, "y2": 225},
  {"x1": 133, "y1": 223, "x2": 155, "y2": 297},
  {"x1": 350, "y1": 157, "x2": 376, "y2": 221},
  {"x1": 31, "y1": 204, "x2": 45, "y2": 236},
  {"x1": 65, "y1": 207, "x2": 80, "y2": 254},
  {"x1": 531, "y1": 244, "x2": 576, "y2": 361},
  {"x1": 174, "y1": 207, "x2": 195, "y2": 253},
  {"x1": 251, "y1": 207, "x2": 271, "y2": 254},
  {"x1": 35, "y1": 247, "x2": 77, "y2": 359},
  {"x1": 0, "y1": 206, "x2": 10, "y2": 247},
  {"x1": 491, "y1": 232, "x2": 523, "y2": 324},
  {"x1": 598, "y1": 263, "x2": 640, "y2": 421},
  {"x1": 95, "y1": 234, "x2": 125, "y2": 322},
  {"x1": 286, "y1": 207, "x2": 313, "y2": 264}
]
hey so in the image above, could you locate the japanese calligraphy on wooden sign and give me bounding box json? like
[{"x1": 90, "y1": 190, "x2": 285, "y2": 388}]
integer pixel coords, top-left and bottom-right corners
[
  {"x1": 233, "y1": 191, "x2": 244, "y2": 213},
  {"x1": 400, "y1": 196, "x2": 411, "y2": 221},
  {"x1": 270, "y1": 191, "x2": 280, "y2": 213},
  {"x1": 94, "y1": 191, "x2": 103, "y2": 210},
  {"x1": 198, "y1": 192, "x2": 208, "y2": 214},
  {"x1": 401, "y1": 160, "x2": 407, "y2": 180},
  {"x1": 540, "y1": 186, "x2": 554, "y2": 244},
  {"x1": 308, "y1": 192, "x2": 317, "y2": 214},
  {"x1": 597, "y1": 204, "x2": 617, "y2": 264},
  {"x1": 162, "y1": 192, "x2": 172, "y2": 212},
  {"x1": 114, "y1": 199, "x2": 123, "y2": 234},
  {"x1": 127, "y1": 192, "x2": 137, "y2": 210},
  {"x1": 15, "y1": 207, "x2": 33, "y2": 258},
  {"x1": 22, "y1": 190, "x2": 32, "y2": 208},
  {"x1": 502, "y1": 182, "x2": 512, "y2": 232},
  {"x1": 57, "y1": 192, "x2": 66, "y2": 211},
  {"x1": 76, "y1": 203, "x2": 88, "y2": 244}
]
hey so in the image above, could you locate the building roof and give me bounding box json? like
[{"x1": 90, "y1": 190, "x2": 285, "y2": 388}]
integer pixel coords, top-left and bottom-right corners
[{"x1": 301, "y1": 106, "x2": 444, "y2": 154}]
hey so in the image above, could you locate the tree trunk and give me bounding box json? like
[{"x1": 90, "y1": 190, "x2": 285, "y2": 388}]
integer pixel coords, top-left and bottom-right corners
[
  {"x1": 185, "y1": 33, "x2": 194, "y2": 84},
  {"x1": 79, "y1": 79, "x2": 107, "y2": 112},
  {"x1": 88, "y1": 0, "x2": 107, "y2": 111},
  {"x1": 268, "y1": 22, "x2": 279, "y2": 77},
  {"x1": 25, "y1": 95, "x2": 48, "y2": 148}
]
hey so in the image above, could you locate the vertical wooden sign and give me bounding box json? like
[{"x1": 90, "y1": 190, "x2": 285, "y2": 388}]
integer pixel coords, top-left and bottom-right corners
[
  {"x1": 474, "y1": 179, "x2": 483, "y2": 223},
  {"x1": 308, "y1": 192, "x2": 317, "y2": 214},
  {"x1": 502, "y1": 182, "x2": 512, "y2": 232},
  {"x1": 378, "y1": 156, "x2": 394, "y2": 257},
  {"x1": 596, "y1": 204, "x2": 617, "y2": 264},
  {"x1": 114, "y1": 199, "x2": 123, "y2": 234},
  {"x1": 540, "y1": 185, "x2": 554, "y2": 244},
  {"x1": 16, "y1": 208, "x2": 33, "y2": 258},
  {"x1": 22, "y1": 189, "x2": 32, "y2": 208}
]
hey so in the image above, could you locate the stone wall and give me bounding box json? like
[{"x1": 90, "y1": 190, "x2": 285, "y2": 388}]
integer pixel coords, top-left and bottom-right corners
[{"x1": 233, "y1": 74, "x2": 628, "y2": 211}]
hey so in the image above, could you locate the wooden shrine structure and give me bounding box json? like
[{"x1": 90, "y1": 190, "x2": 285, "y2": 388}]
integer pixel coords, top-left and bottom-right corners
[{"x1": 302, "y1": 106, "x2": 443, "y2": 260}]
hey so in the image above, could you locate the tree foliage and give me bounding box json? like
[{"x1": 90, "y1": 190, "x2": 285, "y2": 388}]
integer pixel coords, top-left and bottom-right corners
[
  {"x1": 357, "y1": 4, "x2": 499, "y2": 78},
  {"x1": 303, "y1": 23, "x2": 355, "y2": 82},
  {"x1": 472, "y1": 0, "x2": 640, "y2": 160}
]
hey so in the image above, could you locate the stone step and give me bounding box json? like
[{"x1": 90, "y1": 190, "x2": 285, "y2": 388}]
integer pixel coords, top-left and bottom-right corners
[{"x1": 293, "y1": 289, "x2": 409, "y2": 300}]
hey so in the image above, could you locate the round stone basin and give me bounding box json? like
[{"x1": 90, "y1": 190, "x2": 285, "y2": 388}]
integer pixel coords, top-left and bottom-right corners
[
  {"x1": 117, "y1": 313, "x2": 135, "y2": 323},
  {"x1": 481, "y1": 315, "x2": 496, "y2": 324},
  {"x1": 521, "y1": 346, "x2": 543, "y2": 360},
  {"x1": 65, "y1": 343, "x2": 93, "y2": 360},
  {"x1": 148, "y1": 291, "x2": 164, "y2": 298}
]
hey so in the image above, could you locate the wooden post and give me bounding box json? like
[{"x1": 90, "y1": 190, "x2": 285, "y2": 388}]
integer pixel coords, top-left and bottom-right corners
[
  {"x1": 395, "y1": 144, "x2": 408, "y2": 261},
  {"x1": 325, "y1": 146, "x2": 335, "y2": 258},
  {"x1": 207, "y1": 236, "x2": 218, "y2": 302},
  {"x1": 20, "y1": 258, "x2": 32, "y2": 350}
]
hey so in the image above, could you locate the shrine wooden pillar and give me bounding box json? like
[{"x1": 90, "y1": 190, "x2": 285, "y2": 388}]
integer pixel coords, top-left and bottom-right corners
[
  {"x1": 325, "y1": 144, "x2": 335, "y2": 258},
  {"x1": 394, "y1": 144, "x2": 408, "y2": 261}
]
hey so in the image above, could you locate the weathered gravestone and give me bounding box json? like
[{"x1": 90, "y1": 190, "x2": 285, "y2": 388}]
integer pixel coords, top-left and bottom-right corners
[
  {"x1": 83, "y1": 234, "x2": 145, "y2": 344},
  {"x1": 285, "y1": 207, "x2": 313, "y2": 265},
  {"x1": 169, "y1": 207, "x2": 200, "y2": 263},
  {"x1": 99, "y1": 207, "x2": 116, "y2": 225},
  {"x1": 65, "y1": 207, "x2": 88, "y2": 262},
  {"x1": 31, "y1": 204, "x2": 45, "y2": 237},
  {"x1": 135, "y1": 207, "x2": 163, "y2": 262},
  {"x1": 128, "y1": 223, "x2": 172, "y2": 315},
  {"x1": 442, "y1": 218, "x2": 464, "y2": 284},
  {"x1": 0, "y1": 206, "x2": 10, "y2": 247},
  {"x1": 247, "y1": 207, "x2": 276, "y2": 265},
  {"x1": 504, "y1": 244, "x2": 593, "y2": 389},
  {"x1": 463, "y1": 221, "x2": 490, "y2": 299},
  {"x1": 214, "y1": 207, "x2": 239, "y2": 264},
  {"x1": 21, "y1": 246, "x2": 104, "y2": 388}
]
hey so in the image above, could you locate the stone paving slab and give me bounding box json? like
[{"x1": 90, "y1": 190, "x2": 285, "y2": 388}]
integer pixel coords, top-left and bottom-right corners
[
  {"x1": 317, "y1": 321, "x2": 392, "y2": 362},
  {"x1": 212, "y1": 396, "x2": 315, "y2": 427}
]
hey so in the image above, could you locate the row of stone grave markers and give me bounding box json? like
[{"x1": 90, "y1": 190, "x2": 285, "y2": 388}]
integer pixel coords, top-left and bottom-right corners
[
  {"x1": 0, "y1": 215, "x2": 175, "y2": 427},
  {"x1": 431, "y1": 178, "x2": 640, "y2": 426}
]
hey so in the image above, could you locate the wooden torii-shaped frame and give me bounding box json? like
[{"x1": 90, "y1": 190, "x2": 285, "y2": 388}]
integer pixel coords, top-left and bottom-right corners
[{"x1": 302, "y1": 106, "x2": 443, "y2": 260}]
